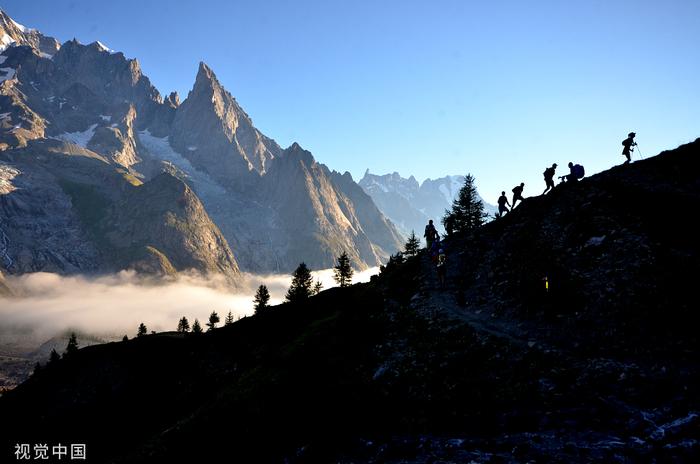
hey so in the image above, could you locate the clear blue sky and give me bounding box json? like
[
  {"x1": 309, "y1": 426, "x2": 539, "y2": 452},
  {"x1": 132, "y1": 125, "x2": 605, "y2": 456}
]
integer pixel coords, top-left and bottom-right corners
[{"x1": 4, "y1": 0, "x2": 699, "y2": 203}]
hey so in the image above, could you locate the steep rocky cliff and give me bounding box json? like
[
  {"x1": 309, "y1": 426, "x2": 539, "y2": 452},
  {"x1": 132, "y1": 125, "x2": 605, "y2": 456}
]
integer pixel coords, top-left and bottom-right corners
[{"x1": 0, "y1": 9, "x2": 401, "y2": 275}]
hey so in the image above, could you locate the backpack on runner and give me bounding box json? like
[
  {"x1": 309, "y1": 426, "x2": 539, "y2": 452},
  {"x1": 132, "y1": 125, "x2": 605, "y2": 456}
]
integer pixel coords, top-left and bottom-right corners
[{"x1": 573, "y1": 164, "x2": 585, "y2": 179}]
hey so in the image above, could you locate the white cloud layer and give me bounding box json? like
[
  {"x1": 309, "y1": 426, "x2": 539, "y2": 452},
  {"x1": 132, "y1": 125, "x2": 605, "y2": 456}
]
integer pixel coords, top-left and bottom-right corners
[{"x1": 0, "y1": 268, "x2": 378, "y2": 347}]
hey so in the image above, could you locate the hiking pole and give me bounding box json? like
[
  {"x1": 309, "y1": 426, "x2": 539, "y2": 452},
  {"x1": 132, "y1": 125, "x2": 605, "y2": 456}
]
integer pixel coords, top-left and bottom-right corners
[{"x1": 635, "y1": 143, "x2": 644, "y2": 160}]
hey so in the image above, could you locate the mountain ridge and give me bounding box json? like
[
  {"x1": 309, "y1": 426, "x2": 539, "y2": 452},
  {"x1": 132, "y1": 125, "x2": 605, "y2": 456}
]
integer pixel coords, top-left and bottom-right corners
[
  {"x1": 360, "y1": 170, "x2": 497, "y2": 238},
  {"x1": 0, "y1": 9, "x2": 402, "y2": 275}
]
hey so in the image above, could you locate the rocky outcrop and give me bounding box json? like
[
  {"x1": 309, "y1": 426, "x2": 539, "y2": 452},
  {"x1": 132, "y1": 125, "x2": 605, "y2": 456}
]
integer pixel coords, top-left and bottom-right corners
[
  {"x1": 88, "y1": 105, "x2": 139, "y2": 168},
  {"x1": 105, "y1": 172, "x2": 240, "y2": 281},
  {"x1": 0, "y1": 9, "x2": 60, "y2": 57},
  {"x1": 51, "y1": 40, "x2": 162, "y2": 124},
  {"x1": 170, "y1": 62, "x2": 281, "y2": 190},
  {"x1": 0, "y1": 139, "x2": 239, "y2": 281},
  {"x1": 261, "y1": 143, "x2": 387, "y2": 269}
]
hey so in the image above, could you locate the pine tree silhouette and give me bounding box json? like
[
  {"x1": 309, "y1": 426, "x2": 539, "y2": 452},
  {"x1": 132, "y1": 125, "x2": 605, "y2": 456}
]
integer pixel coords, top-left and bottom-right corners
[
  {"x1": 442, "y1": 174, "x2": 487, "y2": 233},
  {"x1": 206, "y1": 311, "x2": 220, "y2": 331},
  {"x1": 65, "y1": 332, "x2": 79, "y2": 356},
  {"x1": 404, "y1": 230, "x2": 421, "y2": 256},
  {"x1": 254, "y1": 284, "x2": 271, "y2": 314},
  {"x1": 137, "y1": 323, "x2": 148, "y2": 337},
  {"x1": 49, "y1": 349, "x2": 60, "y2": 365},
  {"x1": 177, "y1": 316, "x2": 190, "y2": 333},
  {"x1": 333, "y1": 252, "x2": 354, "y2": 287},
  {"x1": 286, "y1": 262, "x2": 313, "y2": 303},
  {"x1": 192, "y1": 319, "x2": 203, "y2": 334},
  {"x1": 225, "y1": 311, "x2": 234, "y2": 325}
]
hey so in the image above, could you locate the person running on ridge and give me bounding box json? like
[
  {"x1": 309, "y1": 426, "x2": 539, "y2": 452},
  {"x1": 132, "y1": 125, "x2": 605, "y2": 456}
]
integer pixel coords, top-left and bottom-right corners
[
  {"x1": 512, "y1": 182, "x2": 525, "y2": 208},
  {"x1": 621, "y1": 132, "x2": 637, "y2": 164},
  {"x1": 542, "y1": 163, "x2": 557, "y2": 195},
  {"x1": 424, "y1": 219, "x2": 438, "y2": 250},
  {"x1": 497, "y1": 191, "x2": 511, "y2": 218}
]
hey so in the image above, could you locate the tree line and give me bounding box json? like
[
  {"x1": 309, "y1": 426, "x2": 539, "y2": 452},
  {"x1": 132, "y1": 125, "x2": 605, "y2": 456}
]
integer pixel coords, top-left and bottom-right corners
[{"x1": 128, "y1": 251, "x2": 355, "y2": 336}]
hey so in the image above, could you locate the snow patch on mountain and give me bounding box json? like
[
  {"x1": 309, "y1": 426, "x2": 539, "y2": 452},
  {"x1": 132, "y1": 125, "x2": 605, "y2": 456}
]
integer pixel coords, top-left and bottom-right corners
[
  {"x1": 9, "y1": 18, "x2": 31, "y2": 33},
  {"x1": 95, "y1": 41, "x2": 116, "y2": 54},
  {"x1": 138, "y1": 130, "x2": 226, "y2": 200},
  {"x1": 0, "y1": 33, "x2": 15, "y2": 51},
  {"x1": 0, "y1": 66, "x2": 15, "y2": 82},
  {"x1": 54, "y1": 124, "x2": 97, "y2": 148}
]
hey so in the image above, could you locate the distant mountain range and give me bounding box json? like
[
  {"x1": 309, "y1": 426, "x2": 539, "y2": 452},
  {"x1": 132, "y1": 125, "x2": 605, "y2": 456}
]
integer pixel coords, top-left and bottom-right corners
[
  {"x1": 0, "y1": 9, "x2": 403, "y2": 281},
  {"x1": 359, "y1": 170, "x2": 497, "y2": 238}
]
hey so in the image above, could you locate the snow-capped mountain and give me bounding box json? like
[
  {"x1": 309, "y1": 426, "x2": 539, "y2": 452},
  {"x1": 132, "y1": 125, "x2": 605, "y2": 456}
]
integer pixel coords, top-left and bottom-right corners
[
  {"x1": 0, "y1": 9, "x2": 402, "y2": 279},
  {"x1": 359, "y1": 170, "x2": 497, "y2": 238}
]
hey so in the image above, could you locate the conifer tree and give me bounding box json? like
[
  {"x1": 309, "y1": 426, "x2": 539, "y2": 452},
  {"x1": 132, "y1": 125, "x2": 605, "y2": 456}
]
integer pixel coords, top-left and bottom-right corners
[
  {"x1": 137, "y1": 322, "x2": 148, "y2": 337},
  {"x1": 312, "y1": 280, "x2": 323, "y2": 295},
  {"x1": 254, "y1": 284, "x2": 271, "y2": 314},
  {"x1": 442, "y1": 174, "x2": 487, "y2": 233},
  {"x1": 285, "y1": 262, "x2": 313, "y2": 303},
  {"x1": 65, "y1": 332, "x2": 79, "y2": 356},
  {"x1": 192, "y1": 319, "x2": 203, "y2": 334},
  {"x1": 225, "y1": 311, "x2": 234, "y2": 326},
  {"x1": 404, "y1": 230, "x2": 421, "y2": 256},
  {"x1": 333, "y1": 252, "x2": 354, "y2": 287},
  {"x1": 442, "y1": 210, "x2": 455, "y2": 236},
  {"x1": 177, "y1": 316, "x2": 190, "y2": 333},
  {"x1": 49, "y1": 349, "x2": 60, "y2": 365},
  {"x1": 206, "y1": 311, "x2": 220, "y2": 331},
  {"x1": 122, "y1": 335, "x2": 128, "y2": 342}
]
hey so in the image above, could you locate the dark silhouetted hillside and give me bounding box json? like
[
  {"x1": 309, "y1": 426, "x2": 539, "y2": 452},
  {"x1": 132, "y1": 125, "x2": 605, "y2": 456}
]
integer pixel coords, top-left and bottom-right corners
[{"x1": 1, "y1": 140, "x2": 698, "y2": 463}]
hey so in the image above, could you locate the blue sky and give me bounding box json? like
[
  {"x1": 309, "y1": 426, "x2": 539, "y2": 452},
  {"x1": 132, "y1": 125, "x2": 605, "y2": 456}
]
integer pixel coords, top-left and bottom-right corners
[{"x1": 4, "y1": 0, "x2": 700, "y2": 203}]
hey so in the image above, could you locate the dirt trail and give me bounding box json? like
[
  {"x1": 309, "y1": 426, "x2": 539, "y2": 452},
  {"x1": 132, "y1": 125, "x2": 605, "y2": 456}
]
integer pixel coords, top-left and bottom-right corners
[
  {"x1": 413, "y1": 251, "x2": 541, "y2": 349},
  {"x1": 412, "y1": 249, "x2": 670, "y2": 375}
]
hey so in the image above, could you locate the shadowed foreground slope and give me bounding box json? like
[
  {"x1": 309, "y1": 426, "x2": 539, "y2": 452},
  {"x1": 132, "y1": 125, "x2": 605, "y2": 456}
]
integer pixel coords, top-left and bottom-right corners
[{"x1": 0, "y1": 141, "x2": 698, "y2": 463}]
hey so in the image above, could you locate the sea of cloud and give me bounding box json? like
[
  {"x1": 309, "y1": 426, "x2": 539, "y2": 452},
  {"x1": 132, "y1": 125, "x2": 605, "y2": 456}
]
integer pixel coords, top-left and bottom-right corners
[{"x1": 0, "y1": 267, "x2": 378, "y2": 349}]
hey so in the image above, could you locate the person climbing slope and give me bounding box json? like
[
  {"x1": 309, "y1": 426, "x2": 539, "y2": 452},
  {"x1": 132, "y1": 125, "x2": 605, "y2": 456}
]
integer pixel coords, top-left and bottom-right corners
[
  {"x1": 497, "y1": 191, "x2": 511, "y2": 217},
  {"x1": 542, "y1": 163, "x2": 557, "y2": 195},
  {"x1": 436, "y1": 248, "x2": 447, "y2": 288},
  {"x1": 430, "y1": 236, "x2": 441, "y2": 266},
  {"x1": 622, "y1": 132, "x2": 637, "y2": 164},
  {"x1": 512, "y1": 182, "x2": 525, "y2": 208},
  {"x1": 424, "y1": 219, "x2": 439, "y2": 249},
  {"x1": 560, "y1": 162, "x2": 585, "y2": 183}
]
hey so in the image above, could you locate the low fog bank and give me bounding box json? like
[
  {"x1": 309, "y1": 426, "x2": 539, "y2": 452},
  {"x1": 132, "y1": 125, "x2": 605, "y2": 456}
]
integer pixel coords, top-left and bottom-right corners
[{"x1": 0, "y1": 267, "x2": 379, "y2": 351}]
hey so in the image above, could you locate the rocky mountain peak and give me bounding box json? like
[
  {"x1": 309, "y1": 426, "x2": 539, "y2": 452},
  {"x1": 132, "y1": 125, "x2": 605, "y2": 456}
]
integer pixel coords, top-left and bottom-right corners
[
  {"x1": 170, "y1": 62, "x2": 281, "y2": 181},
  {"x1": 195, "y1": 61, "x2": 215, "y2": 85},
  {"x1": 0, "y1": 9, "x2": 60, "y2": 56},
  {"x1": 0, "y1": 9, "x2": 30, "y2": 34},
  {"x1": 165, "y1": 91, "x2": 180, "y2": 108},
  {"x1": 284, "y1": 142, "x2": 316, "y2": 166}
]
